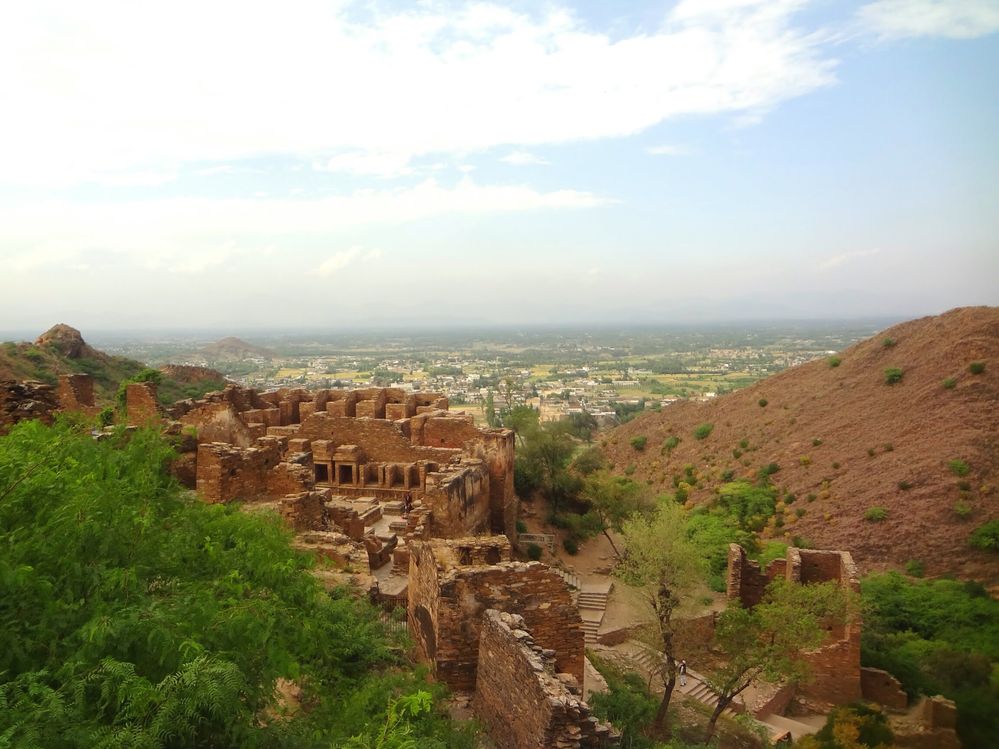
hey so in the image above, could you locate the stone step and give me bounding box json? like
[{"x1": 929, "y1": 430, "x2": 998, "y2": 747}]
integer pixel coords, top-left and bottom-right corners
[{"x1": 580, "y1": 619, "x2": 601, "y2": 643}]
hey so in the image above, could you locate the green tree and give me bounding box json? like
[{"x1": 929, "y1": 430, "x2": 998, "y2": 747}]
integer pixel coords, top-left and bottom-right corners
[
  {"x1": 578, "y1": 472, "x2": 655, "y2": 559},
  {"x1": 0, "y1": 420, "x2": 461, "y2": 747},
  {"x1": 617, "y1": 502, "x2": 705, "y2": 734},
  {"x1": 501, "y1": 404, "x2": 539, "y2": 446},
  {"x1": 520, "y1": 423, "x2": 578, "y2": 513},
  {"x1": 704, "y1": 579, "x2": 850, "y2": 741},
  {"x1": 484, "y1": 390, "x2": 498, "y2": 427}
]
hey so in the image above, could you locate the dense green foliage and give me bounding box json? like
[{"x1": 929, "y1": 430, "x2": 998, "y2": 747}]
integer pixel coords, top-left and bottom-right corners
[
  {"x1": 0, "y1": 421, "x2": 466, "y2": 748},
  {"x1": 795, "y1": 703, "x2": 893, "y2": 748},
  {"x1": 861, "y1": 572, "x2": 999, "y2": 749},
  {"x1": 969, "y1": 519, "x2": 999, "y2": 551},
  {"x1": 588, "y1": 657, "x2": 658, "y2": 748}
]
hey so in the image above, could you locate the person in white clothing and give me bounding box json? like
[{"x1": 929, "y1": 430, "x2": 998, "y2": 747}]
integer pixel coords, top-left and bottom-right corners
[{"x1": 679, "y1": 659, "x2": 687, "y2": 686}]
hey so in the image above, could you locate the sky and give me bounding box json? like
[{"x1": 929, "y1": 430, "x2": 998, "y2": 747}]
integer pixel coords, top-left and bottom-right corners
[{"x1": 2, "y1": 0, "x2": 998, "y2": 332}]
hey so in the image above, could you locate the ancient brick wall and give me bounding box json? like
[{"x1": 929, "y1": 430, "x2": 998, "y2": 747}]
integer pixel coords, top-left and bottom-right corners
[
  {"x1": 423, "y1": 461, "x2": 492, "y2": 537},
  {"x1": 726, "y1": 544, "x2": 771, "y2": 608},
  {"x1": 472, "y1": 610, "x2": 617, "y2": 749},
  {"x1": 0, "y1": 380, "x2": 58, "y2": 434},
  {"x1": 125, "y1": 382, "x2": 164, "y2": 425},
  {"x1": 56, "y1": 374, "x2": 99, "y2": 416},
  {"x1": 179, "y1": 401, "x2": 258, "y2": 447},
  {"x1": 280, "y1": 491, "x2": 328, "y2": 531},
  {"x1": 408, "y1": 538, "x2": 583, "y2": 692},
  {"x1": 726, "y1": 544, "x2": 863, "y2": 710},
  {"x1": 196, "y1": 440, "x2": 282, "y2": 503},
  {"x1": 860, "y1": 667, "x2": 907, "y2": 710},
  {"x1": 297, "y1": 413, "x2": 454, "y2": 464}
]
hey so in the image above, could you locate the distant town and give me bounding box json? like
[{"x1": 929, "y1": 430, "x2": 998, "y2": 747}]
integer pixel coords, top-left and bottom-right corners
[{"x1": 95, "y1": 322, "x2": 889, "y2": 426}]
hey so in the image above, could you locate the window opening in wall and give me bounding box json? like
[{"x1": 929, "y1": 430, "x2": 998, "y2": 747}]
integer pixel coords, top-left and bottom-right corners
[
  {"x1": 458, "y1": 547, "x2": 472, "y2": 565},
  {"x1": 484, "y1": 547, "x2": 501, "y2": 564},
  {"x1": 338, "y1": 464, "x2": 353, "y2": 485},
  {"x1": 315, "y1": 463, "x2": 329, "y2": 483}
]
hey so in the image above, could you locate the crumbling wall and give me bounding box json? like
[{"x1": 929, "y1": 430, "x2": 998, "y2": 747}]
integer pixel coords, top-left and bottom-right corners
[
  {"x1": 472, "y1": 610, "x2": 617, "y2": 749},
  {"x1": 726, "y1": 544, "x2": 862, "y2": 709},
  {"x1": 408, "y1": 538, "x2": 583, "y2": 692},
  {"x1": 0, "y1": 381, "x2": 58, "y2": 434},
  {"x1": 179, "y1": 401, "x2": 258, "y2": 447},
  {"x1": 57, "y1": 374, "x2": 99, "y2": 417},
  {"x1": 893, "y1": 696, "x2": 961, "y2": 749},
  {"x1": 861, "y1": 667, "x2": 907, "y2": 710},
  {"x1": 195, "y1": 439, "x2": 311, "y2": 503},
  {"x1": 298, "y1": 414, "x2": 454, "y2": 463},
  {"x1": 423, "y1": 461, "x2": 491, "y2": 537},
  {"x1": 125, "y1": 382, "x2": 164, "y2": 425}
]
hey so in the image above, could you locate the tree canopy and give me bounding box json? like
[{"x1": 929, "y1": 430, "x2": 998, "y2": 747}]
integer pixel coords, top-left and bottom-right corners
[{"x1": 0, "y1": 419, "x2": 467, "y2": 748}]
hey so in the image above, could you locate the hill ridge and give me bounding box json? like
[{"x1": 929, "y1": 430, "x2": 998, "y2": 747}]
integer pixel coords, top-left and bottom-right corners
[{"x1": 605, "y1": 306, "x2": 999, "y2": 583}]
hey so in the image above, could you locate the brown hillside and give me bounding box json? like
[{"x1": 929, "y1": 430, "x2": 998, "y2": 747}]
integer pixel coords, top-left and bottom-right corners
[{"x1": 604, "y1": 306, "x2": 999, "y2": 584}]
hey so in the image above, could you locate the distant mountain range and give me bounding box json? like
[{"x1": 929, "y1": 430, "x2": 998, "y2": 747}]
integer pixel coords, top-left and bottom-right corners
[
  {"x1": 605, "y1": 306, "x2": 999, "y2": 584},
  {"x1": 200, "y1": 336, "x2": 274, "y2": 361}
]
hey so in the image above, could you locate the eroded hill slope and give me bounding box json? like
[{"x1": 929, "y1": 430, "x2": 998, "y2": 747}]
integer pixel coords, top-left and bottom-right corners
[{"x1": 604, "y1": 307, "x2": 999, "y2": 583}]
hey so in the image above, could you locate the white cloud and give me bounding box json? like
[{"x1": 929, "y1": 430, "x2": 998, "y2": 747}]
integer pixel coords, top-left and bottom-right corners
[
  {"x1": 500, "y1": 150, "x2": 550, "y2": 166},
  {"x1": 857, "y1": 0, "x2": 999, "y2": 39},
  {"x1": 316, "y1": 246, "x2": 383, "y2": 276},
  {"x1": 2, "y1": 179, "x2": 608, "y2": 272},
  {"x1": 818, "y1": 247, "x2": 881, "y2": 271},
  {"x1": 647, "y1": 144, "x2": 690, "y2": 156},
  {"x1": 0, "y1": 0, "x2": 837, "y2": 186},
  {"x1": 321, "y1": 151, "x2": 414, "y2": 178}
]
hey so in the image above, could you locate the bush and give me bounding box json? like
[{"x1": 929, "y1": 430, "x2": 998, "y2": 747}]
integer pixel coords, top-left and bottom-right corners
[
  {"x1": 562, "y1": 537, "x2": 579, "y2": 555},
  {"x1": 516, "y1": 519, "x2": 528, "y2": 534},
  {"x1": 948, "y1": 459, "x2": 971, "y2": 477},
  {"x1": 721, "y1": 468, "x2": 735, "y2": 482},
  {"x1": 758, "y1": 398, "x2": 768, "y2": 408},
  {"x1": 883, "y1": 443, "x2": 894, "y2": 452},
  {"x1": 661, "y1": 435, "x2": 681, "y2": 454},
  {"x1": 957, "y1": 480, "x2": 971, "y2": 491},
  {"x1": 969, "y1": 520, "x2": 999, "y2": 551},
  {"x1": 0, "y1": 421, "x2": 458, "y2": 747},
  {"x1": 865, "y1": 506, "x2": 888, "y2": 522},
  {"x1": 739, "y1": 438, "x2": 749, "y2": 449},
  {"x1": 828, "y1": 356, "x2": 841, "y2": 368},
  {"x1": 898, "y1": 481, "x2": 912, "y2": 491},
  {"x1": 811, "y1": 704, "x2": 894, "y2": 749},
  {"x1": 757, "y1": 462, "x2": 780, "y2": 481},
  {"x1": 629, "y1": 435, "x2": 648, "y2": 452},
  {"x1": 587, "y1": 657, "x2": 657, "y2": 746},
  {"x1": 943, "y1": 377, "x2": 957, "y2": 389},
  {"x1": 812, "y1": 438, "x2": 823, "y2": 446},
  {"x1": 883, "y1": 337, "x2": 897, "y2": 348},
  {"x1": 904, "y1": 559, "x2": 925, "y2": 577},
  {"x1": 969, "y1": 362, "x2": 985, "y2": 375},
  {"x1": 954, "y1": 501, "x2": 972, "y2": 520},
  {"x1": 884, "y1": 367, "x2": 904, "y2": 385},
  {"x1": 693, "y1": 423, "x2": 714, "y2": 440},
  {"x1": 526, "y1": 542, "x2": 543, "y2": 560}
]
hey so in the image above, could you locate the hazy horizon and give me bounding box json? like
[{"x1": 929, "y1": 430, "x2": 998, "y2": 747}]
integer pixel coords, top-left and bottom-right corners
[{"x1": 3, "y1": 1, "x2": 998, "y2": 330}]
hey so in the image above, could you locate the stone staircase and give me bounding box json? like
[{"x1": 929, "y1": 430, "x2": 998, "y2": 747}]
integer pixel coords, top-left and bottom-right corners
[
  {"x1": 554, "y1": 568, "x2": 581, "y2": 590},
  {"x1": 624, "y1": 643, "x2": 740, "y2": 719},
  {"x1": 576, "y1": 582, "x2": 611, "y2": 644}
]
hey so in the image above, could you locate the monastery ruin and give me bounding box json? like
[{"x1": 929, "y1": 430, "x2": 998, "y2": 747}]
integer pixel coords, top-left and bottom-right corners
[{"x1": 1, "y1": 370, "x2": 963, "y2": 748}]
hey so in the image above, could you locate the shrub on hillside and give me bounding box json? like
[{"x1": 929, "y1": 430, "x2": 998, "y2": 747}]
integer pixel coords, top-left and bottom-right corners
[
  {"x1": 884, "y1": 367, "x2": 904, "y2": 385},
  {"x1": 882, "y1": 337, "x2": 897, "y2": 348},
  {"x1": 864, "y1": 506, "x2": 888, "y2": 522},
  {"x1": 943, "y1": 377, "x2": 957, "y2": 389},
  {"x1": 693, "y1": 423, "x2": 714, "y2": 440},
  {"x1": 562, "y1": 538, "x2": 579, "y2": 555},
  {"x1": 526, "y1": 542, "x2": 543, "y2": 561},
  {"x1": 828, "y1": 356, "x2": 841, "y2": 368},
  {"x1": 969, "y1": 520, "x2": 999, "y2": 551},
  {"x1": 969, "y1": 361, "x2": 985, "y2": 375},
  {"x1": 630, "y1": 435, "x2": 648, "y2": 451},
  {"x1": 948, "y1": 459, "x2": 971, "y2": 477},
  {"x1": 758, "y1": 398, "x2": 768, "y2": 407}
]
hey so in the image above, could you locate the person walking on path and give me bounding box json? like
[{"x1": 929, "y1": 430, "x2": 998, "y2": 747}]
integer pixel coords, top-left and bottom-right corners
[{"x1": 679, "y1": 659, "x2": 687, "y2": 687}]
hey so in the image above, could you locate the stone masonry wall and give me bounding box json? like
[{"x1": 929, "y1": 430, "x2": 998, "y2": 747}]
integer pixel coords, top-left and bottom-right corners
[
  {"x1": 408, "y1": 538, "x2": 584, "y2": 692},
  {"x1": 56, "y1": 374, "x2": 99, "y2": 417},
  {"x1": 473, "y1": 610, "x2": 617, "y2": 749},
  {"x1": 860, "y1": 667, "x2": 907, "y2": 710},
  {"x1": 726, "y1": 544, "x2": 863, "y2": 710},
  {"x1": 125, "y1": 382, "x2": 164, "y2": 425}
]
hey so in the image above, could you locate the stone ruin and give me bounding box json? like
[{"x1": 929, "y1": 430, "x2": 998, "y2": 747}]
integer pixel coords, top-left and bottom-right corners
[
  {"x1": 407, "y1": 537, "x2": 617, "y2": 748},
  {"x1": 727, "y1": 544, "x2": 962, "y2": 747},
  {"x1": 727, "y1": 544, "x2": 864, "y2": 709},
  {"x1": 474, "y1": 610, "x2": 618, "y2": 749}
]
